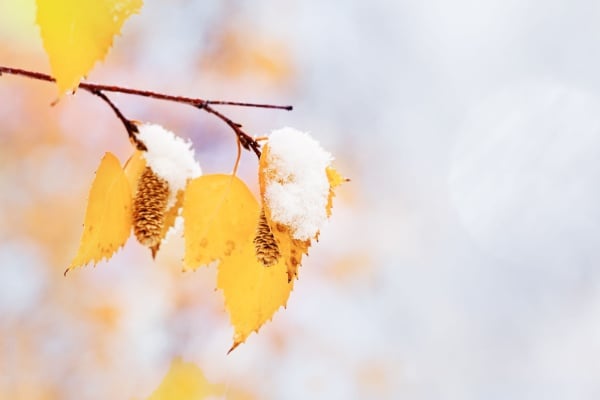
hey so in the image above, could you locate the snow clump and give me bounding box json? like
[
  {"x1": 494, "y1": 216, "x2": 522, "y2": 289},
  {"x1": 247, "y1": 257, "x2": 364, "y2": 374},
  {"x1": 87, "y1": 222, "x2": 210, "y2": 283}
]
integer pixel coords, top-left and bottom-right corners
[
  {"x1": 137, "y1": 123, "x2": 202, "y2": 206},
  {"x1": 263, "y1": 127, "x2": 333, "y2": 241}
]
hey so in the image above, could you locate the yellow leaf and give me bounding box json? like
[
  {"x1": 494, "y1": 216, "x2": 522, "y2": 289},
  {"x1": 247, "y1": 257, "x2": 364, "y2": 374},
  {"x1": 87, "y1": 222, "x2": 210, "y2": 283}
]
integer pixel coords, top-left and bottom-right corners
[
  {"x1": 67, "y1": 152, "x2": 132, "y2": 273},
  {"x1": 183, "y1": 173, "x2": 293, "y2": 349},
  {"x1": 218, "y1": 241, "x2": 294, "y2": 351},
  {"x1": 267, "y1": 217, "x2": 310, "y2": 282},
  {"x1": 326, "y1": 166, "x2": 346, "y2": 217},
  {"x1": 36, "y1": 0, "x2": 143, "y2": 93},
  {"x1": 146, "y1": 358, "x2": 224, "y2": 400},
  {"x1": 183, "y1": 174, "x2": 258, "y2": 270},
  {"x1": 257, "y1": 142, "x2": 275, "y2": 191},
  {"x1": 123, "y1": 150, "x2": 146, "y2": 198}
]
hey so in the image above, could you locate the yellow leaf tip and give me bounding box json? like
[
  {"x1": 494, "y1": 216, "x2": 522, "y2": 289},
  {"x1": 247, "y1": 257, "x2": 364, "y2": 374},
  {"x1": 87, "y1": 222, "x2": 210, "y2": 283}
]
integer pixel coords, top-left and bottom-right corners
[{"x1": 227, "y1": 341, "x2": 242, "y2": 354}]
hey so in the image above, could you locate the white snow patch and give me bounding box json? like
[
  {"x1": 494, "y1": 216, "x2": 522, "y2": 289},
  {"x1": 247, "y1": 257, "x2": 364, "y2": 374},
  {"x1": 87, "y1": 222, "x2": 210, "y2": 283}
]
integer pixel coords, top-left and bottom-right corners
[
  {"x1": 137, "y1": 123, "x2": 202, "y2": 206},
  {"x1": 264, "y1": 127, "x2": 333, "y2": 241}
]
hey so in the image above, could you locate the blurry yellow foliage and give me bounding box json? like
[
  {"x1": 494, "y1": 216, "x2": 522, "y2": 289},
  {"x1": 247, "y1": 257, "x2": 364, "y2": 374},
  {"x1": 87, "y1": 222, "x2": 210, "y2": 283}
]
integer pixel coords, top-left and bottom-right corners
[
  {"x1": 36, "y1": 0, "x2": 143, "y2": 93},
  {"x1": 146, "y1": 359, "x2": 224, "y2": 400},
  {"x1": 200, "y1": 27, "x2": 293, "y2": 85},
  {"x1": 0, "y1": 0, "x2": 37, "y2": 44},
  {"x1": 67, "y1": 152, "x2": 132, "y2": 273},
  {"x1": 183, "y1": 174, "x2": 259, "y2": 270}
]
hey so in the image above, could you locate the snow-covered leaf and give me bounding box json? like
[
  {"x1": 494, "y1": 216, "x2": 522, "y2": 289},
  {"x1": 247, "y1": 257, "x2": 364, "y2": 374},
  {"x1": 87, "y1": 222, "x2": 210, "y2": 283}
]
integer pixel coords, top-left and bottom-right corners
[{"x1": 257, "y1": 127, "x2": 345, "y2": 279}]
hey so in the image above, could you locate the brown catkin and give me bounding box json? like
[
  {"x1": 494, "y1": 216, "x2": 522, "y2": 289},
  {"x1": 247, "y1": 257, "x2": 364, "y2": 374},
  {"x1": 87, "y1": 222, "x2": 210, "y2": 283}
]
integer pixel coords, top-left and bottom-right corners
[
  {"x1": 133, "y1": 166, "x2": 170, "y2": 248},
  {"x1": 254, "y1": 208, "x2": 281, "y2": 267}
]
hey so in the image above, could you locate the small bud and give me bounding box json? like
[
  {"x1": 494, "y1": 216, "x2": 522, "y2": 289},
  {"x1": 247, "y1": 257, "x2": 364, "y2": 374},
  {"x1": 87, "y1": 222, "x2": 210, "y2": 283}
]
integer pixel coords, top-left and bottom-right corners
[
  {"x1": 254, "y1": 208, "x2": 281, "y2": 267},
  {"x1": 133, "y1": 166, "x2": 170, "y2": 248}
]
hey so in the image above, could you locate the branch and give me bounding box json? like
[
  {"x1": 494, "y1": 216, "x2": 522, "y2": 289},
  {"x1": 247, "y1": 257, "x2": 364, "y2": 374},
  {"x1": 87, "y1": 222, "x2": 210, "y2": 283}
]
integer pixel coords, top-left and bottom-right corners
[{"x1": 0, "y1": 66, "x2": 292, "y2": 157}]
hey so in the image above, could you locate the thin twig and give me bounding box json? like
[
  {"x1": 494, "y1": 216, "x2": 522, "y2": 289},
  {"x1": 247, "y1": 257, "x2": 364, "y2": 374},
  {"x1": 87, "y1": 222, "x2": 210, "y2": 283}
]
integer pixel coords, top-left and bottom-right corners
[
  {"x1": 206, "y1": 100, "x2": 292, "y2": 110},
  {"x1": 200, "y1": 103, "x2": 262, "y2": 158},
  {"x1": 0, "y1": 65, "x2": 291, "y2": 158},
  {"x1": 0, "y1": 66, "x2": 292, "y2": 110},
  {"x1": 88, "y1": 89, "x2": 147, "y2": 151}
]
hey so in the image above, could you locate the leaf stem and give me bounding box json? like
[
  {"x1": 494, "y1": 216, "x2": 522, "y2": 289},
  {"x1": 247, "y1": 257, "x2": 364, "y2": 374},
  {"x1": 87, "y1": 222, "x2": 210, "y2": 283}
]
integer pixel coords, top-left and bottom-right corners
[
  {"x1": 232, "y1": 137, "x2": 242, "y2": 176},
  {"x1": 199, "y1": 103, "x2": 262, "y2": 158},
  {"x1": 88, "y1": 89, "x2": 147, "y2": 151}
]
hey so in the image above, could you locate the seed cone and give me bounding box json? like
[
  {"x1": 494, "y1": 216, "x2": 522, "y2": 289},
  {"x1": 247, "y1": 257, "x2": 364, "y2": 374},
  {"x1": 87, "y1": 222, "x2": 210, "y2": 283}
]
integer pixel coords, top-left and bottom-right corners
[
  {"x1": 254, "y1": 208, "x2": 281, "y2": 267},
  {"x1": 133, "y1": 166, "x2": 170, "y2": 249}
]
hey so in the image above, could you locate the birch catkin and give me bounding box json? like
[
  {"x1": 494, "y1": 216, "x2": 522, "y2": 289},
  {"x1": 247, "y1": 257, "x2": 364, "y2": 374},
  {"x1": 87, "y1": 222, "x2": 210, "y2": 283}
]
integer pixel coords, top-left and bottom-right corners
[{"x1": 133, "y1": 166, "x2": 170, "y2": 247}]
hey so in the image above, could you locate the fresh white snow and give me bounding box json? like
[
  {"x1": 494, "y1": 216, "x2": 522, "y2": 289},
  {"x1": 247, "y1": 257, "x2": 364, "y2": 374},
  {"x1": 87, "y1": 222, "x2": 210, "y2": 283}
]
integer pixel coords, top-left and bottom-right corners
[
  {"x1": 263, "y1": 127, "x2": 333, "y2": 241},
  {"x1": 136, "y1": 123, "x2": 202, "y2": 206}
]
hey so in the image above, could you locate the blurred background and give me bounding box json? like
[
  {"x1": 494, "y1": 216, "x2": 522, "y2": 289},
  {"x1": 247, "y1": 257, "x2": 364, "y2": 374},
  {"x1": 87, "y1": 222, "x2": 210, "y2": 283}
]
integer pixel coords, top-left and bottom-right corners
[{"x1": 2, "y1": 0, "x2": 600, "y2": 399}]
